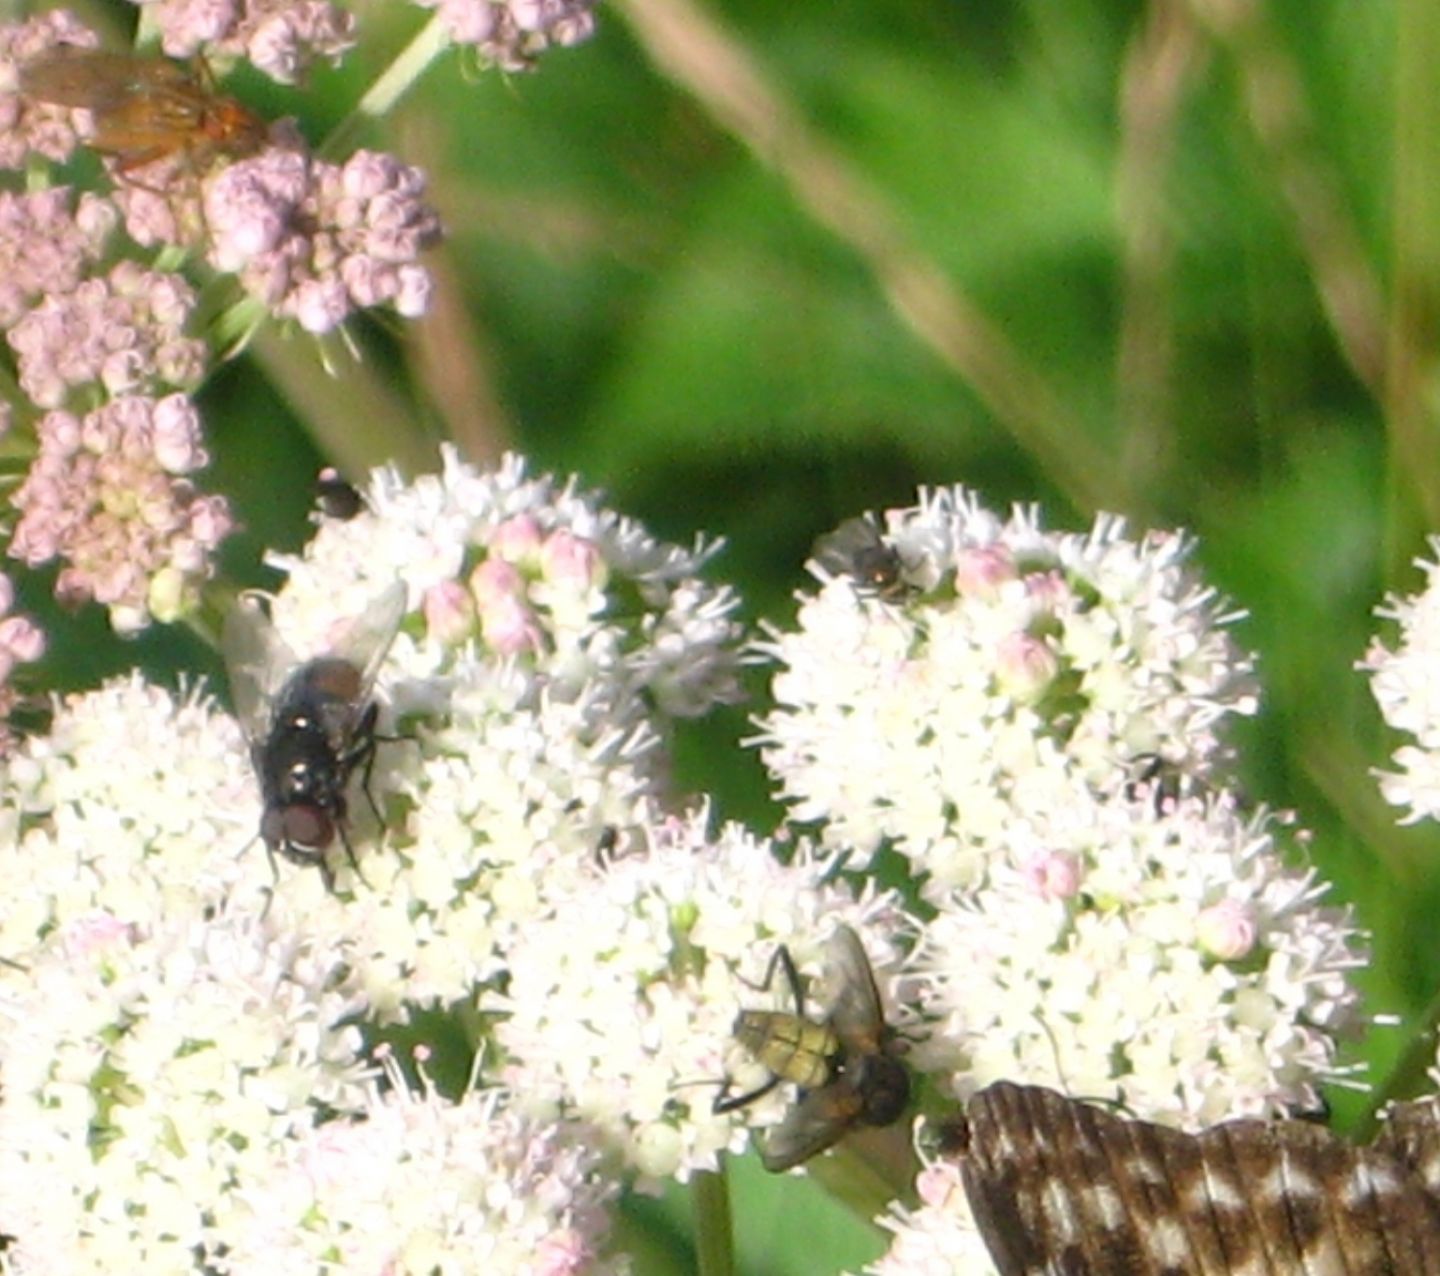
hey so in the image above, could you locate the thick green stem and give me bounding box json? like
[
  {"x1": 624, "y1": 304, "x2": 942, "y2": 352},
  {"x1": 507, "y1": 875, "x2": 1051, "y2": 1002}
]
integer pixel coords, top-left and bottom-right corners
[
  {"x1": 247, "y1": 323, "x2": 438, "y2": 479},
  {"x1": 692, "y1": 1164, "x2": 736, "y2": 1276}
]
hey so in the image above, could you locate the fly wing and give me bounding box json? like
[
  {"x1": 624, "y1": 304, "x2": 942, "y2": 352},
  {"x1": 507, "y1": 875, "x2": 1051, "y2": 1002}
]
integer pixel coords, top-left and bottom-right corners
[
  {"x1": 221, "y1": 592, "x2": 298, "y2": 747},
  {"x1": 325, "y1": 581, "x2": 408, "y2": 704},
  {"x1": 756, "y1": 1084, "x2": 858, "y2": 1173},
  {"x1": 816, "y1": 924, "x2": 886, "y2": 1051},
  {"x1": 811, "y1": 517, "x2": 901, "y2": 594},
  {"x1": 20, "y1": 50, "x2": 192, "y2": 111}
]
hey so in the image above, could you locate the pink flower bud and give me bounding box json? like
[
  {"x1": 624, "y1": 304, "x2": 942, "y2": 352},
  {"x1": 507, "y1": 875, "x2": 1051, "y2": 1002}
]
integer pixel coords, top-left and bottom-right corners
[
  {"x1": 470, "y1": 557, "x2": 525, "y2": 608},
  {"x1": 1024, "y1": 568, "x2": 1072, "y2": 611},
  {"x1": 539, "y1": 529, "x2": 606, "y2": 592},
  {"x1": 480, "y1": 592, "x2": 542, "y2": 656},
  {"x1": 953, "y1": 545, "x2": 1016, "y2": 597},
  {"x1": 0, "y1": 615, "x2": 46, "y2": 663},
  {"x1": 1021, "y1": 850, "x2": 1082, "y2": 900},
  {"x1": 423, "y1": 579, "x2": 476, "y2": 646},
  {"x1": 916, "y1": 1161, "x2": 963, "y2": 1209},
  {"x1": 490, "y1": 515, "x2": 544, "y2": 565},
  {"x1": 995, "y1": 631, "x2": 1058, "y2": 700},
  {"x1": 1196, "y1": 898, "x2": 1258, "y2": 961}
]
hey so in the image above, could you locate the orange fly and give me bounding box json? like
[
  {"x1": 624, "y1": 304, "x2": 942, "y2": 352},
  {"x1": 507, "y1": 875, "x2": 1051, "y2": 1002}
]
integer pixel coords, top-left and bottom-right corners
[{"x1": 19, "y1": 49, "x2": 266, "y2": 175}]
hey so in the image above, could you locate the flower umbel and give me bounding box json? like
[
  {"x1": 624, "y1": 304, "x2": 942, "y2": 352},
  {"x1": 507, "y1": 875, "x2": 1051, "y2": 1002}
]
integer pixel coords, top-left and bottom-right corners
[
  {"x1": 204, "y1": 145, "x2": 441, "y2": 333},
  {"x1": 7, "y1": 394, "x2": 233, "y2": 632},
  {"x1": 217, "y1": 1055, "x2": 630, "y2": 1274},
  {"x1": 756, "y1": 490, "x2": 1259, "y2": 891},
  {"x1": 907, "y1": 790, "x2": 1367, "y2": 1127},
  {"x1": 489, "y1": 806, "x2": 907, "y2": 1186}
]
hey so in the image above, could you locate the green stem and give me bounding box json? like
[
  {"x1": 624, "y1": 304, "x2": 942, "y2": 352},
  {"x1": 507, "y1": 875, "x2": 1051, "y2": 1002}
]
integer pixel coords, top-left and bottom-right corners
[
  {"x1": 692, "y1": 1164, "x2": 736, "y2": 1276},
  {"x1": 1384, "y1": 0, "x2": 1440, "y2": 575},
  {"x1": 247, "y1": 322, "x2": 438, "y2": 479},
  {"x1": 1356, "y1": 980, "x2": 1440, "y2": 1139},
  {"x1": 321, "y1": 15, "x2": 452, "y2": 159}
]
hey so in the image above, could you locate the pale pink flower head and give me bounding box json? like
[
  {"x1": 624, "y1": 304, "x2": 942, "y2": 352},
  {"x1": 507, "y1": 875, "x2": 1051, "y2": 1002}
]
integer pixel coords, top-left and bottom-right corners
[
  {"x1": 491, "y1": 512, "x2": 545, "y2": 565},
  {"x1": 0, "y1": 187, "x2": 115, "y2": 327},
  {"x1": 0, "y1": 13, "x2": 100, "y2": 168},
  {"x1": 6, "y1": 261, "x2": 204, "y2": 408},
  {"x1": 137, "y1": 0, "x2": 355, "y2": 82},
  {"x1": 953, "y1": 544, "x2": 1016, "y2": 598},
  {"x1": 1020, "y1": 849, "x2": 1080, "y2": 900},
  {"x1": 7, "y1": 393, "x2": 234, "y2": 632},
  {"x1": 415, "y1": 0, "x2": 599, "y2": 69},
  {"x1": 204, "y1": 144, "x2": 440, "y2": 332},
  {"x1": 541, "y1": 528, "x2": 608, "y2": 593}
]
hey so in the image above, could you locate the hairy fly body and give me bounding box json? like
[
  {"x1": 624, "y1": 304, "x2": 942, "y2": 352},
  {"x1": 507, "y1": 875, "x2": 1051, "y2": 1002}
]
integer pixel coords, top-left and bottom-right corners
[
  {"x1": 715, "y1": 923, "x2": 910, "y2": 1172},
  {"x1": 223, "y1": 582, "x2": 407, "y2": 893}
]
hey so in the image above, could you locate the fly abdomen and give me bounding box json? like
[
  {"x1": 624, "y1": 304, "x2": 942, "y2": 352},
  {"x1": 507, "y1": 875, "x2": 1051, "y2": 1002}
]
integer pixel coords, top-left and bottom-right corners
[{"x1": 733, "y1": 1010, "x2": 839, "y2": 1092}]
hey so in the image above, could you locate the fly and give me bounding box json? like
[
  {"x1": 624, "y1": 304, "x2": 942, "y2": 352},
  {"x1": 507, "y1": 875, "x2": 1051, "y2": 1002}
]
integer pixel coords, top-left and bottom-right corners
[
  {"x1": 715, "y1": 923, "x2": 910, "y2": 1171},
  {"x1": 223, "y1": 581, "x2": 406, "y2": 894}
]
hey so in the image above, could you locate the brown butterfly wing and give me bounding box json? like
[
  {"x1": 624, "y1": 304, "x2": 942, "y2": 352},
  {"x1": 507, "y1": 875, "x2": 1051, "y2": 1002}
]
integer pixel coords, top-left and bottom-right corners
[{"x1": 961, "y1": 1082, "x2": 1440, "y2": 1275}]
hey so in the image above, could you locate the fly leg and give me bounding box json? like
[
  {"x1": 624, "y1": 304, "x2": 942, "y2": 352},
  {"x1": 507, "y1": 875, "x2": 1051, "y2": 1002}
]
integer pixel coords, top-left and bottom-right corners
[
  {"x1": 738, "y1": 942, "x2": 806, "y2": 1013},
  {"x1": 713, "y1": 1072, "x2": 782, "y2": 1114}
]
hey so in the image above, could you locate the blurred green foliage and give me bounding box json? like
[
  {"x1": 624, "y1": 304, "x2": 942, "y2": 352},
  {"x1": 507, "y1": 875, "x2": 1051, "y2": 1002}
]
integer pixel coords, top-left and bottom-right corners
[{"x1": 21, "y1": 0, "x2": 1440, "y2": 1269}]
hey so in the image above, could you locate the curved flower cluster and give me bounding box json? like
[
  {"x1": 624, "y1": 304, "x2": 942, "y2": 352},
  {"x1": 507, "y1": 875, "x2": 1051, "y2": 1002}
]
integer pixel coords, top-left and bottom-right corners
[
  {"x1": 8, "y1": 262, "x2": 203, "y2": 407},
  {"x1": 415, "y1": 0, "x2": 599, "y2": 68},
  {"x1": 488, "y1": 807, "x2": 908, "y2": 1186},
  {"x1": 0, "y1": 187, "x2": 115, "y2": 327},
  {"x1": 248, "y1": 451, "x2": 745, "y2": 1009},
  {"x1": 0, "y1": 674, "x2": 261, "y2": 960},
  {"x1": 0, "y1": 909, "x2": 370, "y2": 1274},
  {"x1": 1361, "y1": 541, "x2": 1440, "y2": 825},
  {"x1": 908, "y1": 790, "x2": 1366, "y2": 1127},
  {"x1": 132, "y1": 0, "x2": 355, "y2": 83},
  {"x1": 269, "y1": 448, "x2": 745, "y2": 723},
  {"x1": 204, "y1": 145, "x2": 439, "y2": 333},
  {"x1": 756, "y1": 490, "x2": 1259, "y2": 890},
  {"x1": 219, "y1": 1063, "x2": 629, "y2": 1274},
  {"x1": 0, "y1": 11, "x2": 97, "y2": 168},
  {"x1": 260, "y1": 657, "x2": 663, "y2": 1017},
  {"x1": 7, "y1": 394, "x2": 233, "y2": 631}
]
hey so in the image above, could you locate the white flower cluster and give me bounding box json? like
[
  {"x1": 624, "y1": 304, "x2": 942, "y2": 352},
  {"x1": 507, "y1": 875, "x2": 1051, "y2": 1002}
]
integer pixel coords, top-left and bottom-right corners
[
  {"x1": 217, "y1": 1061, "x2": 629, "y2": 1275},
  {"x1": 0, "y1": 438, "x2": 755, "y2": 1265},
  {"x1": 908, "y1": 790, "x2": 1366, "y2": 1126},
  {"x1": 861, "y1": 1156, "x2": 999, "y2": 1276},
  {"x1": 0, "y1": 908, "x2": 369, "y2": 1273},
  {"x1": 1362, "y1": 541, "x2": 1440, "y2": 824},
  {"x1": 262, "y1": 658, "x2": 661, "y2": 1017},
  {"x1": 0, "y1": 674, "x2": 262, "y2": 958},
  {"x1": 248, "y1": 449, "x2": 747, "y2": 1012},
  {"x1": 271, "y1": 448, "x2": 745, "y2": 724},
  {"x1": 756, "y1": 491, "x2": 1258, "y2": 892},
  {"x1": 488, "y1": 807, "x2": 908, "y2": 1187}
]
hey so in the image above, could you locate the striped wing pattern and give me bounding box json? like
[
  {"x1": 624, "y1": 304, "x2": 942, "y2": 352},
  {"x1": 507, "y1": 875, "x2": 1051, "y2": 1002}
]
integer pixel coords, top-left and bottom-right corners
[{"x1": 961, "y1": 1082, "x2": 1440, "y2": 1276}]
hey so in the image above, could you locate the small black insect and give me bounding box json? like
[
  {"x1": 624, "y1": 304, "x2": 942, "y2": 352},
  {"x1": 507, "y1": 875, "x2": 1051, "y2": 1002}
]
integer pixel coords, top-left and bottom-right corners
[
  {"x1": 715, "y1": 924, "x2": 910, "y2": 1172},
  {"x1": 223, "y1": 582, "x2": 406, "y2": 893},
  {"x1": 811, "y1": 517, "x2": 908, "y2": 600},
  {"x1": 312, "y1": 467, "x2": 364, "y2": 521}
]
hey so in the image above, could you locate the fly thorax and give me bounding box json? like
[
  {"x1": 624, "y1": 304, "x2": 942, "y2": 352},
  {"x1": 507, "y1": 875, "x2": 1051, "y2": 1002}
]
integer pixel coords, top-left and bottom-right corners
[{"x1": 849, "y1": 1053, "x2": 911, "y2": 1126}]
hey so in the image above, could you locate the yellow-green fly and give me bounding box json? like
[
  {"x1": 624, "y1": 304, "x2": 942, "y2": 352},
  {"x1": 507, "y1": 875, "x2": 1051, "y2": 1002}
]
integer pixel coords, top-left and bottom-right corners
[{"x1": 714, "y1": 924, "x2": 910, "y2": 1172}]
